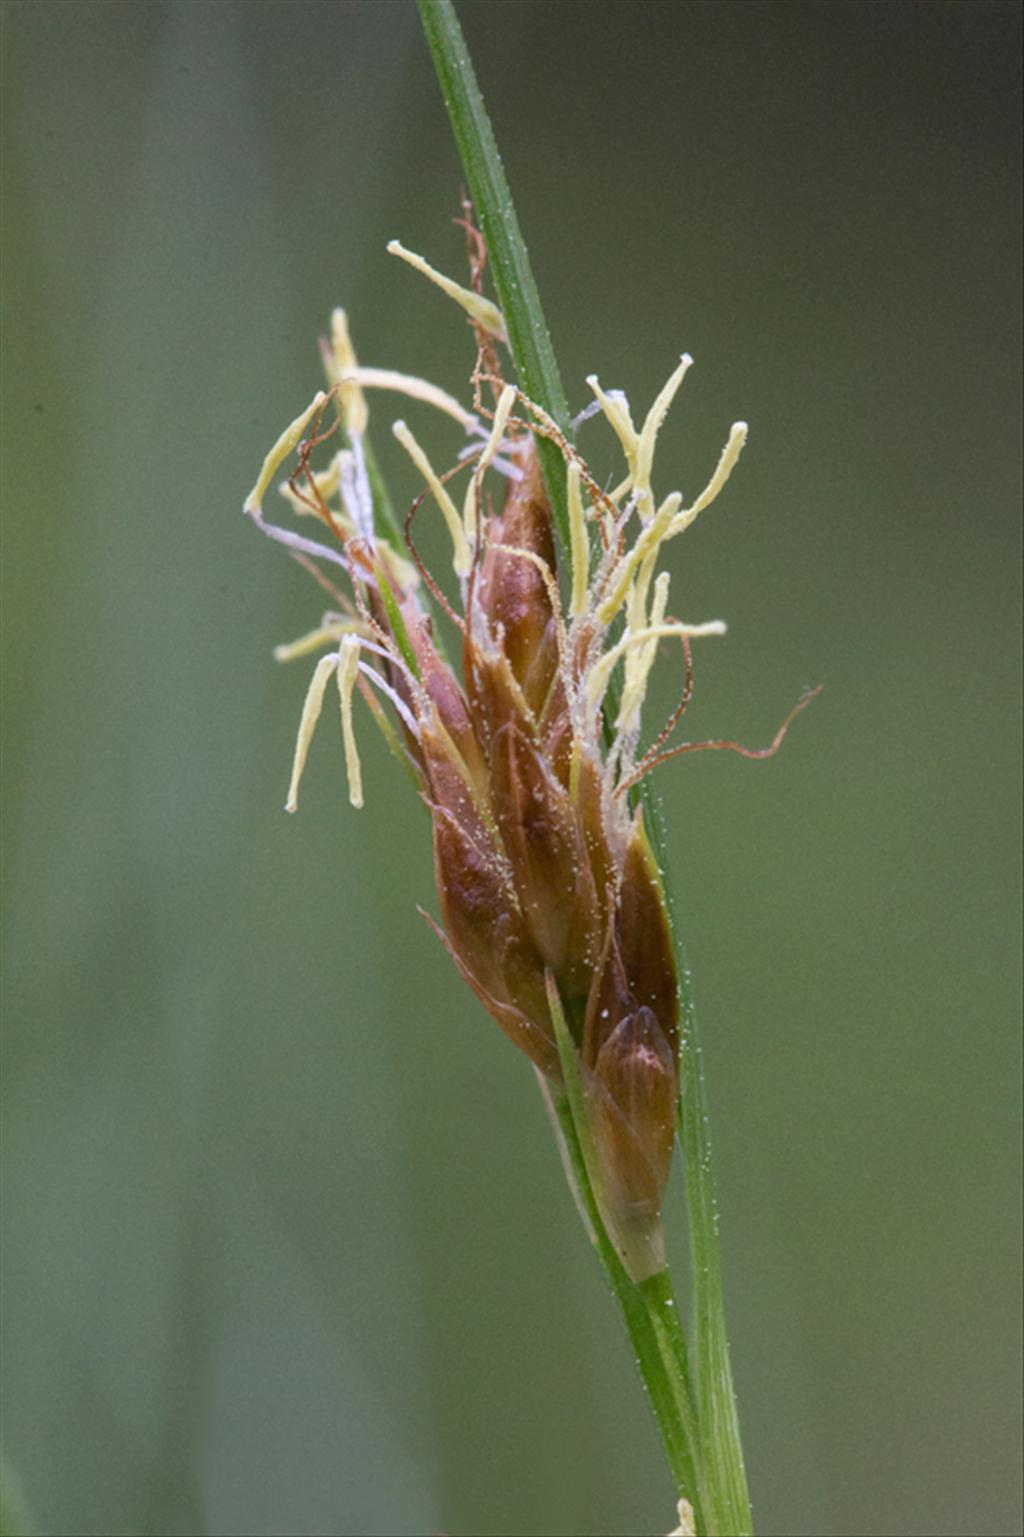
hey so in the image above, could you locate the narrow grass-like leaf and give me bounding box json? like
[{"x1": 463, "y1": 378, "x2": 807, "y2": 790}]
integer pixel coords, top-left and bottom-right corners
[
  {"x1": 375, "y1": 564, "x2": 421, "y2": 681},
  {"x1": 415, "y1": 0, "x2": 572, "y2": 546},
  {"x1": 677, "y1": 1023, "x2": 753, "y2": 1535}
]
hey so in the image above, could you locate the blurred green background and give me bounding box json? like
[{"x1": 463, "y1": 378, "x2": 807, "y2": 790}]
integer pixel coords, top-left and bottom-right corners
[{"x1": 2, "y1": 2, "x2": 1021, "y2": 1534}]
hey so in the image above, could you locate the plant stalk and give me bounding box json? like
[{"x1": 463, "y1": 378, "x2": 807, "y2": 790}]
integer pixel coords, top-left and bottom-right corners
[
  {"x1": 415, "y1": 2, "x2": 753, "y2": 1530},
  {"x1": 414, "y1": 0, "x2": 572, "y2": 546},
  {"x1": 543, "y1": 1079, "x2": 704, "y2": 1527},
  {"x1": 677, "y1": 1006, "x2": 753, "y2": 1535}
]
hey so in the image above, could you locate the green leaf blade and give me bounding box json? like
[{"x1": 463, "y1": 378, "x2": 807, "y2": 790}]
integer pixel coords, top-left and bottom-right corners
[{"x1": 415, "y1": 0, "x2": 572, "y2": 547}]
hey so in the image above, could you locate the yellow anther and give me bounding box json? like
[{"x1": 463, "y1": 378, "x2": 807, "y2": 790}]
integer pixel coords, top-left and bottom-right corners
[
  {"x1": 273, "y1": 621, "x2": 362, "y2": 664},
  {"x1": 618, "y1": 571, "x2": 671, "y2": 727},
  {"x1": 387, "y1": 239, "x2": 507, "y2": 341},
  {"x1": 631, "y1": 546, "x2": 660, "y2": 633},
  {"x1": 596, "y1": 491, "x2": 683, "y2": 626},
  {"x1": 482, "y1": 384, "x2": 517, "y2": 462},
  {"x1": 285, "y1": 652, "x2": 338, "y2": 812},
  {"x1": 392, "y1": 419, "x2": 470, "y2": 577},
  {"x1": 670, "y1": 422, "x2": 748, "y2": 535},
  {"x1": 585, "y1": 619, "x2": 727, "y2": 716},
  {"x1": 634, "y1": 354, "x2": 693, "y2": 519},
  {"x1": 597, "y1": 421, "x2": 747, "y2": 624},
  {"x1": 329, "y1": 309, "x2": 368, "y2": 437},
  {"x1": 463, "y1": 384, "x2": 516, "y2": 548},
  {"x1": 649, "y1": 569, "x2": 671, "y2": 631},
  {"x1": 336, "y1": 636, "x2": 363, "y2": 809},
  {"x1": 340, "y1": 366, "x2": 476, "y2": 429},
  {"x1": 245, "y1": 392, "x2": 327, "y2": 516},
  {"x1": 624, "y1": 577, "x2": 644, "y2": 640},
  {"x1": 567, "y1": 459, "x2": 589, "y2": 618},
  {"x1": 586, "y1": 375, "x2": 638, "y2": 475}
]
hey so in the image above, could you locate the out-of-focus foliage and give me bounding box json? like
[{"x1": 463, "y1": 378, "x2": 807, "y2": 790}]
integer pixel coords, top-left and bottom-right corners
[{"x1": 3, "y1": 3, "x2": 1021, "y2": 1534}]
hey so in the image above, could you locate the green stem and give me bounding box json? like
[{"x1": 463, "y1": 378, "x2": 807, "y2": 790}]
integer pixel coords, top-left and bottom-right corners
[
  {"x1": 639, "y1": 1270, "x2": 706, "y2": 1511},
  {"x1": 543, "y1": 1079, "x2": 704, "y2": 1526},
  {"x1": 677, "y1": 996, "x2": 753, "y2": 1536},
  {"x1": 543, "y1": 979, "x2": 703, "y2": 1522},
  {"x1": 644, "y1": 790, "x2": 753, "y2": 1536},
  {"x1": 414, "y1": 0, "x2": 572, "y2": 545},
  {"x1": 416, "y1": 4, "x2": 752, "y2": 1531}
]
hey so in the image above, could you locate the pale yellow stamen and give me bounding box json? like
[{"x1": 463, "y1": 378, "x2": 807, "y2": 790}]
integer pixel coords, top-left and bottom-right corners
[
  {"x1": 328, "y1": 309, "x2": 368, "y2": 437},
  {"x1": 624, "y1": 578, "x2": 644, "y2": 645},
  {"x1": 586, "y1": 375, "x2": 638, "y2": 476},
  {"x1": 392, "y1": 419, "x2": 471, "y2": 577},
  {"x1": 273, "y1": 621, "x2": 364, "y2": 664},
  {"x1": 387, "y1": 240, "x2": 507, "y2": 341},
  {"x1": 285, "y1": 652, "x2": 337, "y2": 812},
  {"x1": 631, "y1": 546, "x2": 660, "y2": 634},
  {"x1": 596, "y1": 421, "x2": 747, "y2": 626},
  {"x1": 618, "y1": 570, "x2": 671, "y2": 727},
  {"x1": 567, "y1": 459, "x2": 590, "y2": 617},
  {"x1": 336, "y1": 636, "x2": 363, "y2": 809},
  {"x1": 478, "y1": 385, "x2": 517, "y2": 472},
  {"x1": 596, "y1": 491, "x2": 683, "y2": 626},
  {"x1": 669, "y1": 421, "x2": 748, "y2": 534},
  {"x1": 245, "y1": 392, "x2": 327, "y2": 515},
  {"x1": 585, "y1": 619, "x2": 727, "y2": 715},
  {"x1": 463, "y1": 384, "x2": 516, "y2": 548},
  {"x1": 634, "y1": 354, "x2": 693, "y2": 518},
  {"x1": 341, "y1": 367, "x2": 475, "y2": 429}
]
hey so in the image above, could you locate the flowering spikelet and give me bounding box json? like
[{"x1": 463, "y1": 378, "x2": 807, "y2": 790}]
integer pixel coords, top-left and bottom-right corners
[{"x1": 245, "y1": 229, "x2": 818, "y2": 1280}]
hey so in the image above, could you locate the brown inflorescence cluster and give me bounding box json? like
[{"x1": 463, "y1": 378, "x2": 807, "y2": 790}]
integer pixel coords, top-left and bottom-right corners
[{"x1": 244, "y1": 236, "x2": 817, "y2": 1279}]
